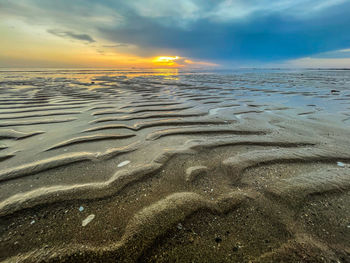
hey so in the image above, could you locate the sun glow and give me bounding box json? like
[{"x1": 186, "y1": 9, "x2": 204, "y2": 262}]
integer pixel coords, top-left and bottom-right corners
[
  {"x1": 0, "y1": 20, "x2": 216, "y2": 68},
  {"x1": 152, "y1": 56, "x2": 181, "y2": 66}
]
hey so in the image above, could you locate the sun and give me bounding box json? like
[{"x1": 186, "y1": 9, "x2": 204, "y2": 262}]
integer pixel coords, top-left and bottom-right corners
[{"x1": 152, "y1": 56, "x2": 180, "y2": 66}]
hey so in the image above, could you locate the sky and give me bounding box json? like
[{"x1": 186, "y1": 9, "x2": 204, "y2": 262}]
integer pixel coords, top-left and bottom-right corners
[{"x1": 1, "y1": 0, "x2": 350, "y2": 68}]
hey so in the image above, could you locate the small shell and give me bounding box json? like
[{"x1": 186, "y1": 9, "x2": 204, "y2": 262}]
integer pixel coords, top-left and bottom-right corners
[
  {"x1": 118, "y1": 160, "x2": 130, "y2": 167},
  {"x1": 337, "y1": 162, "x2": 345, "y2": 167},
  {"x1": 82, "y1": 214, "x2": 95, "y2": 227}
]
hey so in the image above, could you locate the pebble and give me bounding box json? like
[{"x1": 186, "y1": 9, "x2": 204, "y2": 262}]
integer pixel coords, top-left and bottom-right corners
[
  {"x1": 215, "y1": 237, "x2": 222, "y2": 243},
  {"x1": 118, "y1": 160, "x2": 130, "y2": 168},
  {"x1": 79, "y1": 206, "x2": 84, "y2": 212},
  {"x1": 337, "y1": 162, "x2": 345, "y2": 167},
  {"x1": 82, "y1": 214, "x2": 95, "y2": 227}
]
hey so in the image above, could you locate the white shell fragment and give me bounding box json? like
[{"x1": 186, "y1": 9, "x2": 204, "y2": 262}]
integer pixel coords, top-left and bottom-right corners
[
  {"x1": 82, "y1": 214, "x2": 95, "y2": 227},
  {"x1": 118, "y1": 160, "x2": 130, "y2": 167},
  {"x1": 337, "y1": 161, "x2": 345, "y2": 167}
]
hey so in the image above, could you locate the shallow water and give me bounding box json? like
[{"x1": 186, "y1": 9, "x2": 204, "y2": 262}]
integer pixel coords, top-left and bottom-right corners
[{"x1": 0, "y1": 69, "x2": 349, "y2": 176}]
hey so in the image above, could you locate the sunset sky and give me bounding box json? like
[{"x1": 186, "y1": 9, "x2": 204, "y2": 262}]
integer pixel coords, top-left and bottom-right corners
[{"x1": 1, "y1": 0, "x2": 350, "y2": 68}]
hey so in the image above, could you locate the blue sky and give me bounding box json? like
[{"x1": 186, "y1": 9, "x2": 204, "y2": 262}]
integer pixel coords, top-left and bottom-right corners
[{"x1": 1, "y1": 0, "x2": 350, "y2": 68}]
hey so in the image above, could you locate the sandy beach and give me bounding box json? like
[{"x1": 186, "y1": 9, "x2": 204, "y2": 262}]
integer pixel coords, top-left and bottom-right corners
[{"x1": 0, "y1": 69, "x2": 349, "y2": 262}]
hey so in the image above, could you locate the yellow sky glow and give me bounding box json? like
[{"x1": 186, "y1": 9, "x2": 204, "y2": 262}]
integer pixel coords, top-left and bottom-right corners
[
  {"x1": 152, "y1": 56, "x2": 181, "y2": 67},
  {"x1": 0, "y1": 20, "x2": 217, "y2": 68}
]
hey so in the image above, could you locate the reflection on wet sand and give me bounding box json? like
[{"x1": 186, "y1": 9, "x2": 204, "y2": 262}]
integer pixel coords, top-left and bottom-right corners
[{"x1": 0, "y1": 69, "x2": 350, "y2": 262}]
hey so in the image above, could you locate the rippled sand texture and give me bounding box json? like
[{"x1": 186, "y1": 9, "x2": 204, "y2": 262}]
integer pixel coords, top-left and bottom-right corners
[{"x1": 0, "y1": 69, "x2": 350, "y2": 262}]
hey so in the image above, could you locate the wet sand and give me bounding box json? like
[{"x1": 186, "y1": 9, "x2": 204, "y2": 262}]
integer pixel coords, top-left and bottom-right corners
[{"x1": 0, "y1": 69, "x2": 350, "y2": 262}]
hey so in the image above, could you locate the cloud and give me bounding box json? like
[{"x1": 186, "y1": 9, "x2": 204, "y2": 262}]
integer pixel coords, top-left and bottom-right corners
[
  {"x1": 287, "y1": 57, "x2": 350, "y2": 68},
  {"x1": 1, "y1": 0, "x2": 350, "y2": 66},
  {"x1": 312, "y1": 49, "x2": 350, "y2": 59},
  {"x1": 98, "y1": 1, "x2": 350, "y2": 63},
  {"x1": 47, "y1": 29, "x2": 95, "y2": 43},
  {"x1": 206, "y1": 0, "x2": 348, "y2": 21},
  {"x1": 102, "y1": 44, "x2": 128, "y2": 48}
]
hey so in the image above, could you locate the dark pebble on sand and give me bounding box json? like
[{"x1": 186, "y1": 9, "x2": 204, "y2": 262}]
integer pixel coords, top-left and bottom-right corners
[{"x1": 215, "y1": 237, "x2": 222, "y2": 243}]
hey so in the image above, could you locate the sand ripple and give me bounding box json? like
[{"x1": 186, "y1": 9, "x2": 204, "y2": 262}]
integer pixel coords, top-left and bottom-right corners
[{"x1": 1, "y1": 69, "x2": 350, "y2": 262}]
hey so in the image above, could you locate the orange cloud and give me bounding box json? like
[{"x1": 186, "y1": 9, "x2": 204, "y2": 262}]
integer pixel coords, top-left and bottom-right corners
[
  {"x1": 152, "y1": 56, "x2": 183, "y2": 67},
  {"x1": 0, "y1": 22, "x2": 218, "y2": 68},
  {"x1": 184, "y1": 59, "x2": 218, "y2": 67}
]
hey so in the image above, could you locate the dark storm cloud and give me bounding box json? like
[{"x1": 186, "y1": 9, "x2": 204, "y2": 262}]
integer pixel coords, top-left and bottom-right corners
[
  {"x1": 47, "y1": 29, "x2": 96, "y2": 43},
  {"x1": 1, "y1": 0, "x2": 350, "y2": 64},
  {"x1": 96, "y1": 1, "x2": 350, "y2": 63}
]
